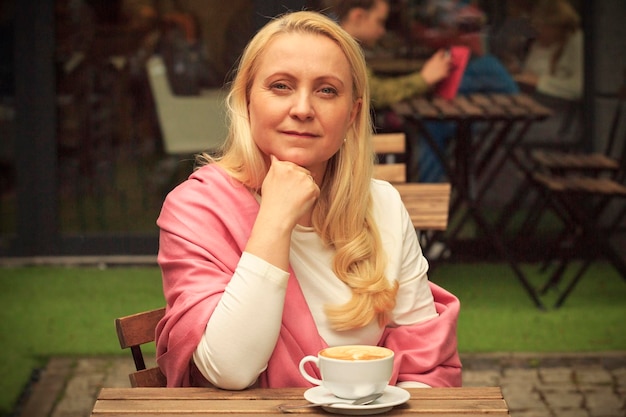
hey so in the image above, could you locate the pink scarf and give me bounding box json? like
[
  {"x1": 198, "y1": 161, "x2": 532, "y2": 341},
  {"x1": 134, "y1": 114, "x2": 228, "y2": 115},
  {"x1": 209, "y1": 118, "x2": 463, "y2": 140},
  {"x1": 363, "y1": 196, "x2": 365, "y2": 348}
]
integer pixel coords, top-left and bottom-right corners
[{"x1": 156, "y1": 164, "x2": 461, "y2": 388}]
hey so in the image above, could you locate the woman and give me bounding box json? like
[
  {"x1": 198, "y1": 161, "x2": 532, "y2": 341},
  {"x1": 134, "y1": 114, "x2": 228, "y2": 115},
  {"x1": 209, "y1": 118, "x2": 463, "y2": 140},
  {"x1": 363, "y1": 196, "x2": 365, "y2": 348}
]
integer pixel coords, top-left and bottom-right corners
[
  {"x1": 155, "y1": 10, "x2": 461, "y2": 390},
  {"x1": 513, "y1": 0, "x2": 583, "y2": 144},
  {"x1": 514, "y1": 0, "x2": 583, "y2": 101}
]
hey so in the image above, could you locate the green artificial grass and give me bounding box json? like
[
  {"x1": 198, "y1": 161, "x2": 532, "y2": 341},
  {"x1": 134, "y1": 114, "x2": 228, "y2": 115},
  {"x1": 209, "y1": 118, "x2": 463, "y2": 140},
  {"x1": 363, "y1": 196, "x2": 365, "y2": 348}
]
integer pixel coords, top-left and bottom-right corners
[{"x1": 0, "y1": 262, "x2": 625, "y2": 415}]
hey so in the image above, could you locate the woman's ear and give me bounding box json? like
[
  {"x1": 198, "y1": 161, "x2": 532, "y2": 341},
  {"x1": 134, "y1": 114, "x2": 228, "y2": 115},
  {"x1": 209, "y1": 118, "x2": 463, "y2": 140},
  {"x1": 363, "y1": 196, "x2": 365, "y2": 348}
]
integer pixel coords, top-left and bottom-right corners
[
  {"x1": 349, "y1": 98, "x2": 362, "y2": 125},
  {"x1": 347, "y1": 7, "x2": 368, "y2": 25}
]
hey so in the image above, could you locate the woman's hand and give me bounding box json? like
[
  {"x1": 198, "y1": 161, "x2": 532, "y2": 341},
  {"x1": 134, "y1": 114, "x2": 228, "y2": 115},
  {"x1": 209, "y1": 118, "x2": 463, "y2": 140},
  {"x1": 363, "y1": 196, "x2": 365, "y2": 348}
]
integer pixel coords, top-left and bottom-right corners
[
  {"x1": 420, "y1": 49, "x2": 452, "y2": 86},
  {"x1": 513, "y1": 72, "x2": 539, "y2": 88},
  {"x1": 245, "y1": 155, "x2": 320, "y2": 271},
  {"x1": 260, "y1": 155, "x2": 320, "y2": 230}
]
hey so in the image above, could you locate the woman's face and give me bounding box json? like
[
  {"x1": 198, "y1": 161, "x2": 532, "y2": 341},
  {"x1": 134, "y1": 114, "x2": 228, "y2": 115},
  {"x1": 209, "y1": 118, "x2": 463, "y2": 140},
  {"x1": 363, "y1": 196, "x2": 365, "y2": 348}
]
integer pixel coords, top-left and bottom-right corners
[
  {"x1": 247, "y1": 32, "x2": 361, "y2": 178},
  {"x1": 533, "y1": 22, "x2": 564, "y2": 46},
  {"x1": 352, "y1": 0, "x2": 389, "y2": 48}
]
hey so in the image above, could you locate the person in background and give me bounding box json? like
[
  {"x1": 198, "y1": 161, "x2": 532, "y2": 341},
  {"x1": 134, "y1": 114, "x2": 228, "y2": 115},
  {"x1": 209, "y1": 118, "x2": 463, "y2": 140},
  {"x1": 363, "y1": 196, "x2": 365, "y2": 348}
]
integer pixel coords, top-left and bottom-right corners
[
  {"x1": 514, "y1": 0, "x2": 583, "y2": 101},
  {"x1": 155, "y1": 10, "x2": 461, "y2": 389},
  {"x1": 513, "y1": 0, "x2": 584, "y2": 145},
  {"x1": 409, "y1": 0, "x2": 521, "y2": 182},
  {"x1": 326, "y1": 0, "x2": 519, "y2": 182},
  {"x1": 325, "y1": 0, "x2": 451, "y2": 109}
]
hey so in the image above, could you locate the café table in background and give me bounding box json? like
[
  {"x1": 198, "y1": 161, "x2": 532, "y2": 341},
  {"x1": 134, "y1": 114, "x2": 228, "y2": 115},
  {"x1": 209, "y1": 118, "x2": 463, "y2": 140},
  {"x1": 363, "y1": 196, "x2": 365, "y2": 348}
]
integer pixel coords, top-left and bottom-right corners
[
  {"x1": 391, "y1": 93, "x2": 552, "y2": 309},
  {"x1": 90, "y1": 386, "x2": 510, "y2": 416},
  {"x1": 367, "y1": 57, "x2": 425, "y2": 76}
]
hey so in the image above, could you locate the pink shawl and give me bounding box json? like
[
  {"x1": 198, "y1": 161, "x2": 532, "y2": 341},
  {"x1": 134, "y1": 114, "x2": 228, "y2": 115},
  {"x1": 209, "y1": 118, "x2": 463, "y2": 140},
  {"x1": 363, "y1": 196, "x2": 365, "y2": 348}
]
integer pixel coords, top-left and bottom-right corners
[{"x1": 156, "y1": 164, "x2": 462, "y2": 388}]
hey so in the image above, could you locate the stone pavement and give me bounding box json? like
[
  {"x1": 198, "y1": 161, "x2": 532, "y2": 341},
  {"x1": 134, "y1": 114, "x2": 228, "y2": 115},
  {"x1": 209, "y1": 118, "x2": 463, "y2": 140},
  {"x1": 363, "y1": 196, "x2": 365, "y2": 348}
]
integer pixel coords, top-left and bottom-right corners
[{"x1": 16, "y1": 352, "x2": 626, "y2": 417}]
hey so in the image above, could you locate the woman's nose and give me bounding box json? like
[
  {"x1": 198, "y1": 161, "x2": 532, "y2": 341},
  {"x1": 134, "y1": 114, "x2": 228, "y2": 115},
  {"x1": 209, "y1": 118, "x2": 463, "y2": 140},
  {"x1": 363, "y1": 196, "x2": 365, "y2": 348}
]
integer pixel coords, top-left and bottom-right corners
[{"x1": 289, "y1": 92, "x2": 315, "y2": 120}]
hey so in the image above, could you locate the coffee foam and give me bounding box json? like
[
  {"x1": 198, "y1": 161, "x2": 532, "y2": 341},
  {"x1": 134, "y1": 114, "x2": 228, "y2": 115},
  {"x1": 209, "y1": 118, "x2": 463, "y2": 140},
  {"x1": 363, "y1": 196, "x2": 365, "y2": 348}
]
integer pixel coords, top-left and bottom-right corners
[{"x1": 320, "y1": 345, "x2": 392, "y2": 361}]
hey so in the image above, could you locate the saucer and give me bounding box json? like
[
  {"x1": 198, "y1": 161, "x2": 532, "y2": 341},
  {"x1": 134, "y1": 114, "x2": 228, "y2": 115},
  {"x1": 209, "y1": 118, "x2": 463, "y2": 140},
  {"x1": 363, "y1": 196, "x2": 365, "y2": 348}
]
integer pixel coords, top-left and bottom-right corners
[{"x1": 303, "y1": 385, "x2": 410, "y2": 415}]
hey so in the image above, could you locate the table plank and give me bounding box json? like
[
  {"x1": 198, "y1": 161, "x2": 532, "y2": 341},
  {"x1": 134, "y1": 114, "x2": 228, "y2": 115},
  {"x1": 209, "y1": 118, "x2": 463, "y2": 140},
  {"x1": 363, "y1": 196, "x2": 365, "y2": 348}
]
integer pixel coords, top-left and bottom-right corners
[
  {"x1": 91, "y1": 387, "x2": 509, "y2": 416},
  {"x1": 453, "y1": 96, "x2": 485, "y2": 116},
  {"x1": 432, "y1": 98, "x2": 464, "y2": 117},
  {"x1": 96, "y1": 387, "x2": 504, "y2": 400},
  {"x1": 92, "y1": 399, "x2": 509, "y2": 414}
]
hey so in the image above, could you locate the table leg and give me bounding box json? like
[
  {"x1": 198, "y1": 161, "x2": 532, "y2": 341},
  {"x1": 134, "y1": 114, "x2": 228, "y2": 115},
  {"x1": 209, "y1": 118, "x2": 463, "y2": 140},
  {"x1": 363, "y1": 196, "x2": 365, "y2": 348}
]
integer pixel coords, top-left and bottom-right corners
[{"x1": 408, "y1": 116, "x2": 546, "y2": 309}]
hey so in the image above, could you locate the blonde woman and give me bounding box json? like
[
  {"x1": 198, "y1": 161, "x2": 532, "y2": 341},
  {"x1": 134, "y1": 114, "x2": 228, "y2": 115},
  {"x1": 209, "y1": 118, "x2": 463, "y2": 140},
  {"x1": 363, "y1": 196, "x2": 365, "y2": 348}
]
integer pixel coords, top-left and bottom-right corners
[
  {"x1": 514, "y1": 0, "x2": 583, "y2": 100},
  {"x1": 155, "y1": 10, "x2": 461, "y2": 389}
]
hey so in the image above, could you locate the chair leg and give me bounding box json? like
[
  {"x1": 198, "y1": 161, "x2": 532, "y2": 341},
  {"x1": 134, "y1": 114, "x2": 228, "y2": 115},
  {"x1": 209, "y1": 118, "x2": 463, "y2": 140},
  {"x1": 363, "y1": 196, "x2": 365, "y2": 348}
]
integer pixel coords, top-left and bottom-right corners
[{"x1": 554, "y1": 259, "x2": 593, "y2": 308}]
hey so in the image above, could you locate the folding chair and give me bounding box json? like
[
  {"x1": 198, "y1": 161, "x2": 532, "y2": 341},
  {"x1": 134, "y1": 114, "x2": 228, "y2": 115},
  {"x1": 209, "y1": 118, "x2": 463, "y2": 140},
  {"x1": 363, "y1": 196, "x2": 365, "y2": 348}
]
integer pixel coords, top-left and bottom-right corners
[
  {"x1": 115, "y1": 307, "x2": 167, "y2": 387},
  {"x1": 530, "y1": 69, "x2": 626, "y2": 177},
  {"x1": 500, "y1": 71, "x2": 626, "y2": 240},
  {"x1": 529, "y1": 170, "x2": 626, "y2": 307}
]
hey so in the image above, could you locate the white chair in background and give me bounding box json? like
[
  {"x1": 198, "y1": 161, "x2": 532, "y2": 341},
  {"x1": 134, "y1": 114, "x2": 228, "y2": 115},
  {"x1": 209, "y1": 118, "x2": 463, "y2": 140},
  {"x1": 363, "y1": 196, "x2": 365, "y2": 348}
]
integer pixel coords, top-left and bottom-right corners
[{"x1": 146, "y1": 55, "x2": 228, "y2": 155}]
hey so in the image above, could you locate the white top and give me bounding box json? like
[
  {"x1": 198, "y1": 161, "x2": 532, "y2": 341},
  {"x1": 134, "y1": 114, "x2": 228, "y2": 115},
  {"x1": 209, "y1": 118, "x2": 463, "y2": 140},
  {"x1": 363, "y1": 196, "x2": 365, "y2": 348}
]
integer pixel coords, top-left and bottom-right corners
[
  {"x1": 523, "y1": 30, "x2": 584, "y2": 100},
  {"x1": 193, "y1": 179, "x2": 437, "y2": 389}
]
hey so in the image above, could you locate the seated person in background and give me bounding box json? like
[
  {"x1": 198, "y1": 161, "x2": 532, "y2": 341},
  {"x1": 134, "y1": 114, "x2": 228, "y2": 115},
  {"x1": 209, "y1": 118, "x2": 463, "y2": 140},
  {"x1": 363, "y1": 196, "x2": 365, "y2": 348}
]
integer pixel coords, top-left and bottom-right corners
[
  {"x1": 410, "y1": 0, "x2": 521, "y2": 182},
  {"x1": 513, "y1": 0, "x2": 583, "y2": 101},
  {"x1": 155, "y1": 10, "x2": 461, "y2": 389},
  {"x1": 513, "y1": 0, "x2": 583, "y2": 144},
  {"x1": 325, "y1": 0, "x2": 451, "y2": 108}
]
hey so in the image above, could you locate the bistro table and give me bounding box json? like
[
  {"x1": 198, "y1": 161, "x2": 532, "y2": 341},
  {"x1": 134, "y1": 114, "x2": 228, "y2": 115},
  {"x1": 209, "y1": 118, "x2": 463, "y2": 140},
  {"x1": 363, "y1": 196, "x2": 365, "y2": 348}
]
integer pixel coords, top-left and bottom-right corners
[
  {"x1": 391, "y1": 93, "x2": 552, "y2": 309},
  {"x1": 90, "y1": 386, "x2": 510, "y2": 416}
]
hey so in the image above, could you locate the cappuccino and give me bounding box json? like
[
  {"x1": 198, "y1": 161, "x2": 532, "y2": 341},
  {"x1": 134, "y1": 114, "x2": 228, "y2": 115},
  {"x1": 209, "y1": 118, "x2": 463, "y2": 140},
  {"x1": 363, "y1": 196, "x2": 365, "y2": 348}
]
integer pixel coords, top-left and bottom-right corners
[
  {"x1": 320, "y1": 345, "x2": 392, "y2": 361},
  {"x1": 299, "y1": 345, "x2": 394, "y2": 399}
]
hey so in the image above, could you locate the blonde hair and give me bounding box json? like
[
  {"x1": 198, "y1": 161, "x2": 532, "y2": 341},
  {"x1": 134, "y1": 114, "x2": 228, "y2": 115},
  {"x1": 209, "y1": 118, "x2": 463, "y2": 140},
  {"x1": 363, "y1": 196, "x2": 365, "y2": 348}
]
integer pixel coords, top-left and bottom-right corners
[
  {"x1": 197, "y1": 11, "x2": 397, "y2": 331},
  {"x1": 531, "y1": 0, "x2": 580, "y2": 33},
  {"x1": 530, "y1": 0, "x2": 581, "y2": 74}
]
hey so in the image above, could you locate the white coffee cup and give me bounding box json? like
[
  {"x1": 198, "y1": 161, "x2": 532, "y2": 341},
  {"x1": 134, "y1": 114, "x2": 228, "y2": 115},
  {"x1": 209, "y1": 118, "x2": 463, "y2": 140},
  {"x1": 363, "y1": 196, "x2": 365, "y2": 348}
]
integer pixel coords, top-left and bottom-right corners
[{"x1": 299, "y1": 345, "x2": 394, "y2": 399}]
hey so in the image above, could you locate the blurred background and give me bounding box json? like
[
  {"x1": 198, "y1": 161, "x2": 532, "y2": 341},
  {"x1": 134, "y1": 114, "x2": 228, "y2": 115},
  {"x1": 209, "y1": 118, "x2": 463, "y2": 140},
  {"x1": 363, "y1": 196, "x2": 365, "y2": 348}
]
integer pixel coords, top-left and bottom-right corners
[{"x1": 0, "y1": 0, "x2": 624, "y2": 258}]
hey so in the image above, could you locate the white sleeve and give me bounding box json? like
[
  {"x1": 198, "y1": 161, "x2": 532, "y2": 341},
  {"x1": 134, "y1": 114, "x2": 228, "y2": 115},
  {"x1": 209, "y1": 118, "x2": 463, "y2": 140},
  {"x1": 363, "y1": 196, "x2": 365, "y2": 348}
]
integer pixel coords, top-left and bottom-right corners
[{"x1": 192, "y1": 252, "x2": 290, "y2": 389}]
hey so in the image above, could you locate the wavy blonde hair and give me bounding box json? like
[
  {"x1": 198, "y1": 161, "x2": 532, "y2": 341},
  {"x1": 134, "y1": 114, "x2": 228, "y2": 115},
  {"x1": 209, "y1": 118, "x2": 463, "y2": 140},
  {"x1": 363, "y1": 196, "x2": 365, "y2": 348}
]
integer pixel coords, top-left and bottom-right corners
[{"x1": 196, "y1": 11, "x2": 398, "y2": 331}]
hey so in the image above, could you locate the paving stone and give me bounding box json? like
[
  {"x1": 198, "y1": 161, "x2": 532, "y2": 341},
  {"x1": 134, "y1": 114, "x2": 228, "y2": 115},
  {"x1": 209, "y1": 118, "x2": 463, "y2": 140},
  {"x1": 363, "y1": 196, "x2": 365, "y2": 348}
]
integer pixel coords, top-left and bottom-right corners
[
  {"x1": 18, "y1": 358, "x2": 73, "y2": 417},
  {"x1": 539, "y1": 367, "x2": 574, "y2": 384},
  {"x1": 503, "y1": 368, "x2": 541, "y2": 384},
  {"x1": 548, "y1": 409, "x2": 590, "y2": 417},
  {"x1": 610, "y1": 367, "x2": 626, "y2": 388},
  {"x1": 462, "y1": 369, "x2": 501, "y2": 387},
  {"x1": 584, "y1": 390, "x2": 624, "y2": 412},
  {"x1": 575, "y1": 367, "x2": 616, "y2": 385},
  {"x1": 510, "y1": 410, "x2": 554, "y2": 417},
  {"x1": 51, "y1": 358, "x2": 108, "y2": 417},
  {"x1": 502, "y1": 388, "x2": 546, "y2": 411},
  {"x1": 542, "y1": 389, "x2": 584, "y2": 408}
]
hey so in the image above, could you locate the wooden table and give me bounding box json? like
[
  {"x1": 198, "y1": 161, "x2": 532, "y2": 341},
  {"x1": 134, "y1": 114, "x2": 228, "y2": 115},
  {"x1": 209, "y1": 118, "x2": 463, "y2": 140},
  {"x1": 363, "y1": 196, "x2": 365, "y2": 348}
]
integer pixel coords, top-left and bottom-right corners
[
  {"x1": 91, "y1": 386, "x2": 510, "y2": 416},
  {"x1": 368, "y1": 58, "x2": 425, "y2": 76},
  {"x1": 391, "y1": 93, "x2": 552, "y2": 309}
]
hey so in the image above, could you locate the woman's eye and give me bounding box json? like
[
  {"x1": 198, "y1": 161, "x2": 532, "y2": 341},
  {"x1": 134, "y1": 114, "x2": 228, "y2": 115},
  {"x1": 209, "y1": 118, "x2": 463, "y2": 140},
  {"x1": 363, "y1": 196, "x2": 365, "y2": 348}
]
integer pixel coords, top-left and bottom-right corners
[
  {"x1": 320, "y1": 86, "x2": 338, "y2": 96},
  {"x1": 271, "y1": 82, "x2": 289, "y2": 91}
]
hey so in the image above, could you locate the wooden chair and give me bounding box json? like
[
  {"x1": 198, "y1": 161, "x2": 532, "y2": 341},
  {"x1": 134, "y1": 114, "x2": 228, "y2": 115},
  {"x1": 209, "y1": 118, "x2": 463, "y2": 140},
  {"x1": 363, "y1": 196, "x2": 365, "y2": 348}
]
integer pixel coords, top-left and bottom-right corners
[
  {"x1": 497, "y1": 76, "x2": 626, "y2": 244},
  {"x1": 372, "y1": 132, "x2": 451, "y2": 232},
  {"x1": 115, "y1": 307, "x2": 167, "y2": 387},
  {"x1": 526, "y1": 138, "x2": 626, "y2": 307},
  {"x1": 529, "y1": 75, "x2": 625, "y2": 177}
]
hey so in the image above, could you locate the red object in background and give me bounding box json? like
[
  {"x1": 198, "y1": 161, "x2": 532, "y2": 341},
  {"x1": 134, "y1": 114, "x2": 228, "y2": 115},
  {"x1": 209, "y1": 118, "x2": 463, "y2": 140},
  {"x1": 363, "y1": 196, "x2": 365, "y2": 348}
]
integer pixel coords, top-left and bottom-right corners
[{"x1": 435, "y1": 46, "x2": 470, "y2": 100}]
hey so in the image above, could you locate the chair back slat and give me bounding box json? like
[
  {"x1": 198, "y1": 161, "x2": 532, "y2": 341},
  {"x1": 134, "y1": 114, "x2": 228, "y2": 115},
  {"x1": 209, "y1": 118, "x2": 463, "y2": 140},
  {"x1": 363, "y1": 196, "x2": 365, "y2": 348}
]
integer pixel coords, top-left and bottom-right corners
[
  {"x1": 116, "y1": 307, "x2": 165, "y2": 349},
  {"x1": 129, "y1": 367, "x2": 167, "y2": 388},
  {"x1": 371, "y1": 132, "x2": 406, "y2": 154}
]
